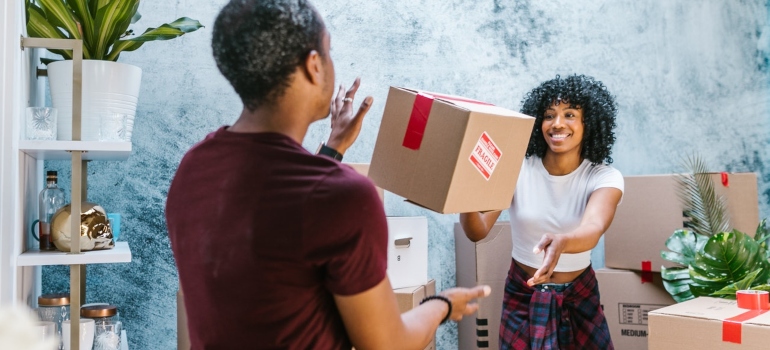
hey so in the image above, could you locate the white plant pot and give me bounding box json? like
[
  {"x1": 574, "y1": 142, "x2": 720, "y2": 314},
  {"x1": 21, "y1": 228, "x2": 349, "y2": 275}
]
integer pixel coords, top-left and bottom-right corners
[{"x1": 47, "y1": 60, "x2": 142, "y2": 141}]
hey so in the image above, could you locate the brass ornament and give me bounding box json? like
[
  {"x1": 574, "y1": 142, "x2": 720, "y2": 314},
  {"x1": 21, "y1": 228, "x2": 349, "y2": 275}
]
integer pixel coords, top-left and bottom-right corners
[{"x1": 50, "y1": 202, "x2": 114, "y2": 251}]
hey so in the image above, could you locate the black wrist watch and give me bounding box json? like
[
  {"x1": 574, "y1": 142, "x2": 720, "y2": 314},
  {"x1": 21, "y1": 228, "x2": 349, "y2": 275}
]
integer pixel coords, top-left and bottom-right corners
[{"x1": 317, "y1": 143, "x2": 343, "y2": 161}]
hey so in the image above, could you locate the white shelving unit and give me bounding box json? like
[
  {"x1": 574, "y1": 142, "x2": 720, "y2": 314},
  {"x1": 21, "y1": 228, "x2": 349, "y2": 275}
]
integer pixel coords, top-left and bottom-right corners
[
  {"x1": 11, "y1": 36, "x2": 134, "y2": 350},
  {"x1": 18, "y1": 242, "x2": 132, "y2": 266},
  {"x1": 19, "y1": 140, "x2": 132, "y2": 161}
]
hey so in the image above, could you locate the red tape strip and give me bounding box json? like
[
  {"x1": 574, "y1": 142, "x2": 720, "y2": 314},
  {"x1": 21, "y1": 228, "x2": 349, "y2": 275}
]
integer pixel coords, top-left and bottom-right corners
[
  {"x1": 402, "y1": 94, "x2": 434, "y2": 150},
  {"x1": 722, "y1": 290, "x2": 770, "y2": 343},
  {"x1": 721, "y1": 172, "x2": 729, "y2": 187},
  {"x1": 723, "y1": 310, "x2": 769, "y2": 343},
  {"x1": 641, "y1": 261, "x2": 653, "y2": 283}
]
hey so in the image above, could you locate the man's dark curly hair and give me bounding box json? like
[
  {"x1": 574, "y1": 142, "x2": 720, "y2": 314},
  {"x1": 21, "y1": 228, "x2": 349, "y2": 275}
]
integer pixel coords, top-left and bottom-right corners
[
  {"x1": 212, "y1": 0, "x2": 325, "y2": 111},
  {"x1": 521, "y1": 74, "x2": 617, "y2": 165}
]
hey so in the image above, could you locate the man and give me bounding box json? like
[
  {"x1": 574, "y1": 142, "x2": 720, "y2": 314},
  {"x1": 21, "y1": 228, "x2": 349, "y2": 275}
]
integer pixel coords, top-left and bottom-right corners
[{"x1": 165, "y1": 0, "x2": 489, "y2": 349}]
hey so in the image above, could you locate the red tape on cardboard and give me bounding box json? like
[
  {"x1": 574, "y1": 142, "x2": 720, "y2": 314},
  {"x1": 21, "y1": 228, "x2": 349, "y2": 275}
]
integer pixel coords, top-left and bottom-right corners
[
  {"x1": 401, "y1": 92, "x2": 494, "y2": 150},
  {"x1": 641, "y1": 261, "x2": 653, "y2": 283},
  {"x1": 721, "y1": 172, "x2": 729, "y2": 187},
  {"x1": 722, "y1": 290, "x2": 770, "y2": 344},
  {"x1": 402, "y1": 93, "x2": 434, "y2": 150}
]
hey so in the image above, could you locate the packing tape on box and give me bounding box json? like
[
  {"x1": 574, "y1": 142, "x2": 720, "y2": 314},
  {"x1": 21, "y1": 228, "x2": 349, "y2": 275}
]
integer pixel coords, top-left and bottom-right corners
[
  {"x1": 402, "y1": 92, "x2": 493, "y2": 150},
  {"x1": 641, "y1": 261, "x2": 653, "y2": 283},
  {"x1": 722, "y1": 290, "x2": 770, "y2": 344},
  {"x1": 721, "y1": 172, "x2": 729, "y2": 187}
]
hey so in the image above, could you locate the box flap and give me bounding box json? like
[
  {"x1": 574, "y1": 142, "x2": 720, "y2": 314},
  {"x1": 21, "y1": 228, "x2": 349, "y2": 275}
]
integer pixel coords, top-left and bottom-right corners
[{"x1": 650, "y1": 297, "x2": 770, "y2": 326}]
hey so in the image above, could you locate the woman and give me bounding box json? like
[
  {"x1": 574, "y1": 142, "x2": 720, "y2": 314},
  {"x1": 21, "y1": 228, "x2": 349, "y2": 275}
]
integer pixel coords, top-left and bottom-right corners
[{"x1": 460, "y1": 74, "x2": 623, "y2": 349}]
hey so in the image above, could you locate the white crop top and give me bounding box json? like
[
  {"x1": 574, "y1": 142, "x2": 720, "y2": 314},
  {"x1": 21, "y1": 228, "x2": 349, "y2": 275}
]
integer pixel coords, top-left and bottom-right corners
[{"x1": 508, "y1": 156, "x2": 624, "y2": 272}]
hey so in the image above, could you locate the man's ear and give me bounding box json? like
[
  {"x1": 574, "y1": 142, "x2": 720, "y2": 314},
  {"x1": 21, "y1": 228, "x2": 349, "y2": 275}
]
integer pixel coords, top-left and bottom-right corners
[{"x1": 302, "y1": 50, "x2": 323, "y2": 85}]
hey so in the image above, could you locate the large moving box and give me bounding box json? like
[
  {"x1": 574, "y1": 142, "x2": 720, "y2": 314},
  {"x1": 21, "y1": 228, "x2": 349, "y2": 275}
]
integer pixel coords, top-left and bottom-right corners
[
  {"x1": 455, "y1": 222, "x2": 512, "y2": 349},
  {"x1": 386, "y1": 216, "x2": 428, "y2": 289},
  {"x1": 370, "y1": 87, "x2": 534, "y2": 213},
  {"x1": 596, "y1": 268, "x2": 675, "y2": 350},
  {"x1": 604, "y1": 173, "x2": 758, "y2": 272},
  {"x1": 394, "y1": 280, "x2": 437, "y2": 350},
  {"x1": 649, "y1": 297, "x2": 770, "y2": 349}
]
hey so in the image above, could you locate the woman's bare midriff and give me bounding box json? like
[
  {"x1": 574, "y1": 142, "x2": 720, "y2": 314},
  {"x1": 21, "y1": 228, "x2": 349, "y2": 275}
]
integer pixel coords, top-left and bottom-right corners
[{"x1": 515, "y1": 260, "x2": 586, "y2": 284}]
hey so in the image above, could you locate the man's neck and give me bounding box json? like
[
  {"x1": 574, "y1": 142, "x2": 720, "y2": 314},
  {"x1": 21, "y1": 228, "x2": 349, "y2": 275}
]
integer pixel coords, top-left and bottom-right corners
[{"x1": 228, "y1": 97, "x2": 317, "y2": 145}]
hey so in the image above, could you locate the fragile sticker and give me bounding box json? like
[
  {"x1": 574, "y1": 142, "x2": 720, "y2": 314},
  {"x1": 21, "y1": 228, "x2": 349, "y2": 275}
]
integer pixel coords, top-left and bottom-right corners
[{"x1": 468, "y1": 132, "x2": 502, "y2": 181}]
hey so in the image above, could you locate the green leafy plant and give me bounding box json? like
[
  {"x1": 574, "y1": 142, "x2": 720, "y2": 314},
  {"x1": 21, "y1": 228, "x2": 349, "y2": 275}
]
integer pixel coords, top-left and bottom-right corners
[
  {"x1": 661, "y1": 155, "x2": 770, "y2": 302},
  {"x1": 26, "y1": 0, "x2": 203, "y2": 62}
]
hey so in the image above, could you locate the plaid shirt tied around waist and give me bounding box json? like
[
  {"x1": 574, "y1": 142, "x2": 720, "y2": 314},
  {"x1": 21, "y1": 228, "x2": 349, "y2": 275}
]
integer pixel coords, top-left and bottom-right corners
[{"x1": 500, "y1": 260, "x2": 613, "y2": 350}]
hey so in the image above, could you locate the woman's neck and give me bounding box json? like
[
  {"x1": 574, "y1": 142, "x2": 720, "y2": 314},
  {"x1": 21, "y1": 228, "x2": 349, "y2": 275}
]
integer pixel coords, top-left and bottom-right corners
[{"x1": 541, "y1": 151, "x2": 583, "y2": 176}]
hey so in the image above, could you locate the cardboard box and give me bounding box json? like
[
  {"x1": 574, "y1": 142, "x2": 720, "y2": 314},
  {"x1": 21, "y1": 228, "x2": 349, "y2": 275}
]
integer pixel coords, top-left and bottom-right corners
[
  {"x1": 649, "y1": 297, "x2": 770, "y2": 349},
  {"x1": 595, "y1": 268, "x2": 676, "y2": 350},
  {"x1": 369, "y1": 87, "x2": 534, "y2": 213},
  {"x1": 455, "y1": 222, "x2": 512, "y2": 350},
  {"x1": 345, "y1": 163, "x2": 385, "y2": 204},
  {"x1": 604, "y1": 173, "x2": 759, "y2": 272},
  {"x1": 387, "y1": 216, "x2": 429, "y2": 289},
  {"x1": 394, "y1": 279, "x2": 437, "y2": 350}
]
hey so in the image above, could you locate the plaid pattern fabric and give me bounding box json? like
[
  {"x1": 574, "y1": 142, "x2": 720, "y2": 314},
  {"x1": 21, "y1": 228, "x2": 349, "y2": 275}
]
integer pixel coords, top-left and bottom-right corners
[{"x1": 500, "y1": 259, "x2": 613, "y2": 350}]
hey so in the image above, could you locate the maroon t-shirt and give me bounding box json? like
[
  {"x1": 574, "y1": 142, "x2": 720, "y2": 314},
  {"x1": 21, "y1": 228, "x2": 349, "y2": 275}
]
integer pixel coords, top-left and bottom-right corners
[{"x1": 166, "y1": 127, "x2": 388, "y2": 349}]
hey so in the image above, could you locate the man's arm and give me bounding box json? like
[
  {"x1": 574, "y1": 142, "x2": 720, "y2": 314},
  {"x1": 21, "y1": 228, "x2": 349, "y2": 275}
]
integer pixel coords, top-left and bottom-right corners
[{"x1": 335, "y1": 277, "x2": 490, "y2": 350}]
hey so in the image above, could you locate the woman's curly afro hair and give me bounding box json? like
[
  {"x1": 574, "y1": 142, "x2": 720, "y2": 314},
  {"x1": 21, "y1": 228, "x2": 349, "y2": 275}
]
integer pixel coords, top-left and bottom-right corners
[{"x1": 521, "y1": 74, "x2": 618, "y2": 165}]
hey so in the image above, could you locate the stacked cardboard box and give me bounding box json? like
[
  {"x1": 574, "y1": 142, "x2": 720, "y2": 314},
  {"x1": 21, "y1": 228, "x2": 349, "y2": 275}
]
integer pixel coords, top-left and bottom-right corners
[
  {"x1": 649, "y1": 297, "x2": 770, "y2": 349},
  {"x1": 455, "y1": 222, "x2": 512, "y2": 350},
  {"x1": 601, "y1": 172, "x2": 759, "y2": 349},
  {"x1": 394, "y1": 280, "x2": 437, "y2": 350}
]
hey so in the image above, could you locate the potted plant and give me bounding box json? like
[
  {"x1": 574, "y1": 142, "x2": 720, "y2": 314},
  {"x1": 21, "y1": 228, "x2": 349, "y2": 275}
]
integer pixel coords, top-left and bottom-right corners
[{"x1": 25, "y1": 0, "x2": 203, "y2": 141}]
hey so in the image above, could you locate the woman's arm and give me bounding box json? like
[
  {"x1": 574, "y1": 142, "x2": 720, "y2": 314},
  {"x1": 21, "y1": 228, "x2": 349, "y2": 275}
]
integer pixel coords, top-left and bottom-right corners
[
  {"x1": 528, "y1": 187, "x2": 622, "y2": 285},
  {"x1": 335, "y1": 277, "x2": 490, "y2": 350},
  {"x1": 459, "y1": 210, "x2": 503, "y2": 242}
]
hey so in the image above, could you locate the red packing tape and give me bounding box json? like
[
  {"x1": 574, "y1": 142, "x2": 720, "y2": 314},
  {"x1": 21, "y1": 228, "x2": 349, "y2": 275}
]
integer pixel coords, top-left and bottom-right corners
[
  {"x1": 402, "y1": 94, "x2": 434, "y2": 150},
  {"x1": 401, "y1": 92, "x2": 495, "y2": 151},
  {"x1": 721, "y1": 172, "x2": 729, "y2": 187},
  {"x1": 722, "y1": 290, "x2": 770, "y2": 344},
  {"x1": 641, "y1": 261, "x2": 653, "y2": 283}
]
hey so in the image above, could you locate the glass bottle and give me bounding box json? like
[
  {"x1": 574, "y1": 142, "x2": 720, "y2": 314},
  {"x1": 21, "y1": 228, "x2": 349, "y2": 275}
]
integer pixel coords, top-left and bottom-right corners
[{"x1": 39, "y1": 170, "x2": 65, "y2": 250}]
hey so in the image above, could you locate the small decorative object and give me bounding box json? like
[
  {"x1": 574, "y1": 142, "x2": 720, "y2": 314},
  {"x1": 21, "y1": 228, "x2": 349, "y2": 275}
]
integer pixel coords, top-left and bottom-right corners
[
  {"x1": 36, "y1": 293, "x2": 70, "y2": 349},
  {"x1": 50, "y1": 202, "x2": 114, "y2": 252},
  {"x1": 82, "y1": 305, "x2": 121, "y2": 350},
  {"x1": 106, "y1": 213, "x2": 121, "y2": 242},
  {"x1": 36, "y1": 170, "x2": 66, "y2": 251},
  {"x1": 25, "y1": 107, "x2": 57, "y2": 140}
]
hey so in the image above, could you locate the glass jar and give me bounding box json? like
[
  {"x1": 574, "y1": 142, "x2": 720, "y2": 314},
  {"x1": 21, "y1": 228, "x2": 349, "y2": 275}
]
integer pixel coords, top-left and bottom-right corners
[
  {"x1": 37, "y1": 293, "x2": 70, "y2": 349},
  {"x1": 81, "y1": 305, "x2": 122, "y2": 350}
]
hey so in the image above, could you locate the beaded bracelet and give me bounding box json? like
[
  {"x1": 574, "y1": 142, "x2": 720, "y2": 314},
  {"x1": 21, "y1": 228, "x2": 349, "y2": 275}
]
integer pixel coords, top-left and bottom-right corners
[{"x1": 420, "y1": 295, "x2": 452, "y2": 324}]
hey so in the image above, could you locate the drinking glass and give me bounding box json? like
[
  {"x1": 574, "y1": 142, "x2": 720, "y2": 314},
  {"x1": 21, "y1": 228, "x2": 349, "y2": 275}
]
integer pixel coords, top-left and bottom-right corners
[
  {"x1": 98, "y1": 113, "x2": 129, "y2": 142},
  {"x1": 25, "y1": 107, "x2": 58, "y2": 140}
]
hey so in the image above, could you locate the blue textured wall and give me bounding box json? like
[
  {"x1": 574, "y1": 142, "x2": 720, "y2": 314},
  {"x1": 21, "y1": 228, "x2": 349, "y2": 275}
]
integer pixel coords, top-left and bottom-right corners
[{"x1": 43, "y1": 1, "x2": 770, "y2": 349}]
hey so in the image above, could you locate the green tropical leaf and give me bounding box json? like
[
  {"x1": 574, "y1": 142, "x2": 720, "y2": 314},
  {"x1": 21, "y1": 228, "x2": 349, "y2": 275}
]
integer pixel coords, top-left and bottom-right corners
[
  {"x1": 27, "y1": 3, "x2": 73, "y2": 59},
  {"x1": 661, "y1": 266, "x2": 695, "y2": 302},
  {"x1": 68, "y1": 0, "x2": 95, "y2": 54},
  {"x1": 93, "y1": 0, "x2": 139, "y2": 59},
  {"x1": 37, "y1": 0, "x2": 81, "y2": 39},
  {"x1": 676, "y1": 155, "x2": 729, "y2": 237},
  {"x1": 661, "y1": 229, "x2": 708, "y2": 266},
  {"x1": 688, "y1": 230, "x2": 770, "y2": 296},
  {"x1": 106, "y1": 17, "x2": 204, "y2": 61},
  {"x1": 710, "y1": 269, "x2": 764, "y2": 298}
]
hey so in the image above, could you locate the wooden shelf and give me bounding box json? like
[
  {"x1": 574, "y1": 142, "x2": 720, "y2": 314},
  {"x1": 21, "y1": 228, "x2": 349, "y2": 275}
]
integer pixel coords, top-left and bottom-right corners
[
  {"x1": 19, "y1": 140, "x2": 132, "y2": 161},
  {"x1": 17, "y1": 241, "x2": 132, "y2": 266}
]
